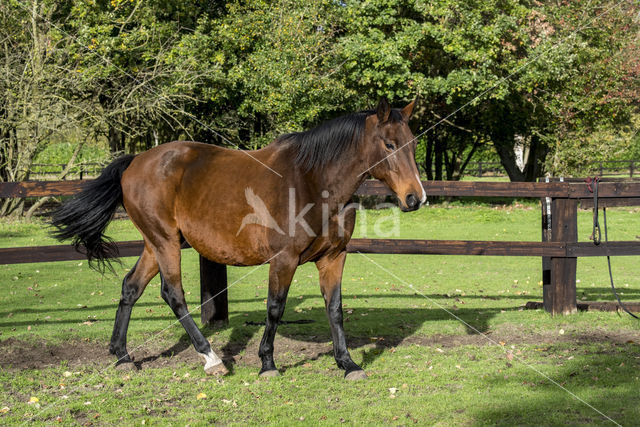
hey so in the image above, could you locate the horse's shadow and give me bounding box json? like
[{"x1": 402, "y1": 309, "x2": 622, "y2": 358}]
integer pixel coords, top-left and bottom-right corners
[
  {"x1": 137, "y1": 292, "x2": 521, "y2": 372},
  {"x1": 133, "y1": 338, "x2": 193, "y2": 369}
]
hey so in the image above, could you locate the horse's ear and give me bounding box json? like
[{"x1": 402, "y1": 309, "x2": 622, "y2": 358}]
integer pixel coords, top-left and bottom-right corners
[
  {"x1": 401, "y1": 98, "x2": 417, "y2": 121},
  {"x1": 376, "y1": 98, "x2": 391, "y2": 123}
]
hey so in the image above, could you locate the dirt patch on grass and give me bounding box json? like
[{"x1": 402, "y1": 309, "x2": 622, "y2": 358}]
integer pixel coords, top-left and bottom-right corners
[{"x1": 1, "y1": 327, "x2": 637, "y2": 372}]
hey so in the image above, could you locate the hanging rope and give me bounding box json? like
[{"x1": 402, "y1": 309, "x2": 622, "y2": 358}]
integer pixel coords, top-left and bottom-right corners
[{"x1": 586, "y1": 177, "x2": 638, "y2": 319}]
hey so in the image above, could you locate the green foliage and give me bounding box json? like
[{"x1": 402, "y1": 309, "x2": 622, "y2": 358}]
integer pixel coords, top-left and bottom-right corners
[
  {"x1": 33, "y1": 142, "x2": 110, "y2": 166},
  {"x1": 165, "y1": 0, "x2": 355, "y2": 147},
  {"x1": 336, "y1": 0, "x2": 639, "y2": 180},
  {"x1": 1, "y1": 0, "x2": 639, "y2": 186}
]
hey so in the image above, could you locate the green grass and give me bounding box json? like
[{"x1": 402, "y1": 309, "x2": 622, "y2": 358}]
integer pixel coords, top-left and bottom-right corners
[{"x1": 1, "y1": 204, "x2": 639, "y2": 425}]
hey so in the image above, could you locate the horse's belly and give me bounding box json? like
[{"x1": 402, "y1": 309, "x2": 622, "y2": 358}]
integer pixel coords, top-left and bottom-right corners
[{"x1": 182, "y1": 227, "x2": 272, "y2": 266}]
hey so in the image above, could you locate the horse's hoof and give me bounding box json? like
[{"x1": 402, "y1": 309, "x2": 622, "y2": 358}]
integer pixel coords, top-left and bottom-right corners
[
  {"x1": 259, "y1": 370, "x2": 280, "y2": 378},
  {"x1": 345, "y1": 370, "x2": 367, "y2": 380},
  {"x1": 205, "y1": 362, "x2": 229, "y2": 376}
]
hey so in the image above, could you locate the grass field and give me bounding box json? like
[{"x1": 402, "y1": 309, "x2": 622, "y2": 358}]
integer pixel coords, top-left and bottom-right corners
[{"x1": 1, "y1": 201, "x2": 639, "y2": 425}]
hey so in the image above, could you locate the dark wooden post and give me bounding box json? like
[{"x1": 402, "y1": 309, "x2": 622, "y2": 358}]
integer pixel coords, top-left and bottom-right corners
[
  {"x1": 199, "y1": 256, "x2": 229, "y2": 327},
  {"x1": 547, "y1": 198, "x2": 578, "y2": 315},
  {"x1": 541, "y1": 195, "x2": 552, "y2": 313}
]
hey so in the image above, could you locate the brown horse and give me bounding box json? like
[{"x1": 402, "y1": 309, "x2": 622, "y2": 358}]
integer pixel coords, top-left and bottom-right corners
[{"x1": 51, "y1": 98, "x2": 425, "y2": 380}]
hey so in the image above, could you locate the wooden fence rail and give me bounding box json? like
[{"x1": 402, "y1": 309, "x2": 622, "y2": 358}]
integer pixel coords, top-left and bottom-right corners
[
  {"x1": 21, "y1": 159, "x2": 640, "y2": 180},
  {"x1": 433, "y1": 160, "x2": 640, "y2": 178},
  {"x1": 2, "y1": 179, "x2": 640, "y2": 319}
]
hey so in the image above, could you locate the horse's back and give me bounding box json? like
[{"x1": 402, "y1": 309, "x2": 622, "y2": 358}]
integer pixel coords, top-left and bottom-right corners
[{"x1": 120, "y1": 141, "x2": 288, "y2": 265}]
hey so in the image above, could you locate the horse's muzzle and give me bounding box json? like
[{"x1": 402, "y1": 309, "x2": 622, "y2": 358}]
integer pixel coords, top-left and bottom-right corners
[{"x1": 401, "y1": 193, "x2": 420, "y2": 212}]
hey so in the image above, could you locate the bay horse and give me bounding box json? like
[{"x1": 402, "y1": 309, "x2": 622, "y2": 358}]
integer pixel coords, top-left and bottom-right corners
[{"x1": 51, "y1": 98, "x2": 426, "y2": 380}]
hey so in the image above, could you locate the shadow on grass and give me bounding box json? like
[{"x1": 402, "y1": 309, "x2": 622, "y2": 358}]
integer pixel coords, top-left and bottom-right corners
[
  {"x1": 4, "y1": 289, "x2": 637, "y2": 375},
  {"x1": 469, "y1": 348, "x2": 640, "y2": 425},
  {"x1": 579, "y1": 287, "x2": 640, "y2": 301},
  {"x1": 213, "y1": 302, "x2": 514, "y2": 372},
  {"x1": 0, "y1": 290, "x2": 545, "y2": 318},
  {"x1": 0, "y1": 303, "x2": 510, "y2": 371}
]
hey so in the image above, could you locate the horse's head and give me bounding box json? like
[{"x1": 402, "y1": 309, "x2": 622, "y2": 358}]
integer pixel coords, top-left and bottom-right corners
[{"x1": 364, "y1": 98, "x2": 426, "y2": 212}]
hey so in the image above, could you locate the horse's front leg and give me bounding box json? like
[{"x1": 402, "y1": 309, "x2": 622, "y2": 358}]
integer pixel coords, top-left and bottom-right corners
[
  {"x1": 316, "y1": 251, "x2": 366, "y2": 380},
  {"x1": 258, "y1": 254, "x2": 298, "y2": 377}
]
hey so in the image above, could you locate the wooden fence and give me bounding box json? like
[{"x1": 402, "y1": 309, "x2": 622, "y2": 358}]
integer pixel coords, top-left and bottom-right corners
[
  {"x1": 25, "y1": 159, "x2": 640, "y2": 180},
  {"x1": 2, "y1": 179, "x2": 640, "y2": 321},
  {"x1": 436, "y1": 160, "x2": 640, "y2": 178}
]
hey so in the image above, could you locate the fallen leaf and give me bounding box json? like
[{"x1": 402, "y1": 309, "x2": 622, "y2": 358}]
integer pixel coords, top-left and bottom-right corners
[
  {"x1": 28, "y1": 396, "x2": 39, "y2": 404},
  {"x1": 196, "y1": 392, "x2": 207, "y2": 400},
  {"x1": 0, "y1": 407, "x2": 9, "y2": 413},
  {"x1": 63, "y1": 371, "x2": 72, "y2": 378}
]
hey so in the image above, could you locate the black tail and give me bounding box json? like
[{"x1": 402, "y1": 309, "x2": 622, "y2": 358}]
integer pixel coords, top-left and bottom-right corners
[{"x1": 50, "y1": 155, "x2": 136, "y2": 273}]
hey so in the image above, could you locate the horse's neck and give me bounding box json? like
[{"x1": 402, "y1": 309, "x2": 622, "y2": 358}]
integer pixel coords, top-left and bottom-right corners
[
  {"x1": 308, "y1": 159, "x2": 367, "y2": 208},
  {"x1": 265, "y1": 139, "x2": 367, "y2": 208}
]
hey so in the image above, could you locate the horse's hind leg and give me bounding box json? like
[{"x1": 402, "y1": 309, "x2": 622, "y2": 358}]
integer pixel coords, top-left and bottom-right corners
[
  {"x1": 316, "y1": 251, "x2": 366, "y2": 380},
  {"x1": 258, "y1": 253, "x2": 298, "y2": 376},
  {"x1": 155, "y1": 242, "x2": 228, "y2": 376},
  {"x1": 109, "y1": 244, "x2": 158, "y2": 366}
]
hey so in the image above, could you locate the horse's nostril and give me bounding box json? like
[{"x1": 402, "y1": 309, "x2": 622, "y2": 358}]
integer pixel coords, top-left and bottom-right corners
[{"x1": 406, "y1": 193, "x2": 418, "y2": 208}]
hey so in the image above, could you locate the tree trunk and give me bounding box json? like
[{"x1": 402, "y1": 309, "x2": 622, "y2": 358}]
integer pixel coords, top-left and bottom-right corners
[
  {"x1": 424, "y1": 138, "x2": 434, "y2": 180},
  {"x1": 523, "y1": 134, "x2": 547, "y2": 181},
  {"x1": 457, "y1": 141, "x2": 480, "y2": 179},
  {"x1": 109, "y1": 125, "x2": 124, "y2": 153},
  {"x1": 494, "y1": 134, "x2": 547, "y2": 182},
  {"x1": 434, "y1": 139, "x2": 444, "y2": 181},
  {"x1": 494, "y1": 138, "x2": 526, "y2": 182}
]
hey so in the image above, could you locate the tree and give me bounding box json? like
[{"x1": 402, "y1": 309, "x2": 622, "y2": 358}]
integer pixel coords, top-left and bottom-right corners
[
  {"x1": 335, "y1": 0, "x2": 640, "y2": 181},
  {"x1": 0, "y1": 0, "x2": 94, "y2": 215},
  {"x1": 165, "y1": 0, "x2": 353, "y2": 148},
  {"x1": 336, "y1": 0, "x2": 540, "y2": 180},
  {"x1": 539, "y1": 0, "x2": 640, "y2": 176},
  {"x1": 63, "y1": 0, "x2": 222, "y2": 153}
]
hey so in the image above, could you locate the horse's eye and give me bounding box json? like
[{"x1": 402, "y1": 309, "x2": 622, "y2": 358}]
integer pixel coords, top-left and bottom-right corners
[{"x1": 385, "y1": 143, "x2": 394, "y2": 150}]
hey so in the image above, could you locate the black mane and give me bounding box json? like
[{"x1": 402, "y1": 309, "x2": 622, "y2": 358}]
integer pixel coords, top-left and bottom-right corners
[{"x1": 278, "y1": 109, "x2": 404, "y2": 172}]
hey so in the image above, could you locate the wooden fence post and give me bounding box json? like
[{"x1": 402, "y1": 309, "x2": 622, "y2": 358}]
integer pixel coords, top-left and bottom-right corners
[
  {"x1": 547, "y1": 198, "x2": 578, "y2": 315},
  {"x1": 541, "y1": 194, "x2": 552, "y2": 313},
  {"x1": 199, "y1": 256, "x2": 229, "y2": 327}
]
